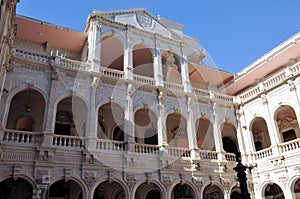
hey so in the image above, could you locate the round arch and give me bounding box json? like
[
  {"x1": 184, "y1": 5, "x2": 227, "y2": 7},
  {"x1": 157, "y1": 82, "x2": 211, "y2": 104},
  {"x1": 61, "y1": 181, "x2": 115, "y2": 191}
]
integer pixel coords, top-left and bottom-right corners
[
  {"x1": 168, "y1": 180, "x2": 198, "y2": 199},
  {"x1": 202, "y1": 182, "x2": 225, "y2": 199},
  {"x1": 101, "y1": 34, "x2": 124, "y2": 70},
  {"x1": 166, "y1": 112, "x2": 188, "y2": 148},
  {"x1": 5, "y1": 88, "x2": 46, "y2": 132},
  {"x1": 132, "y1": 43, "x2": 154, "y2": 77},
  {"x1": 250, "y1": 117, "x2": 271, "y2": 151},
  {"x1": 0, "y1": 177, "x2": 34, "y2": 198},
  {"x1": 221, "y1": 122, "x2": 238, "y2": 154},
  {"x1": 195, "y1": 116, "x2": 215, "y2": 150},
  {"x1": 49, "y1": 176, "x2": 87, "y2": 199},
  {"x1": 91, "y1": 177, "x2": 129, "y2": 199},
  {"x1": 133, "y1": 180, "x2": 166, "y2": 199}
]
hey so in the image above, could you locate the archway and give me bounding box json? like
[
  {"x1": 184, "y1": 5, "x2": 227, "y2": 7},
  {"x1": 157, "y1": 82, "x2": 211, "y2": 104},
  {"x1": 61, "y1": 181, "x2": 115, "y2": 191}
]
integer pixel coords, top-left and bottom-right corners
[
  {"x1": 0, "y1": 178, "x2": 33, "y2": 198},
  {"x1": 275, "y1": 105, "x2": 300, "y2": 142},
  {"x1": 166, "y1": 112, "x2": 188, "y2": 148},
  {"x1": 6, "y1": 89, "x2": 45, "y2": 132},
  {"x1": 203, "y1": 184, "x2": 224, "y2": 199},
  {"x1": 93, "y1": 181, "x2": 125, "y2": 199},
  {"x1": 171, "y1": 183, "x2": 195, "y2": 199},
  {"x1": 221, "y1": 122, "x2": 238, "y2": 154},
  {"x1": 49, "y1": 179, "x2": 83, "y2": 199},
  {"x1": 98, "y1": 102, "x2": 125, "y2": 140},
  {"x1": 250, "y1": 117, "x2": 271, "y2": 151},
  {"x1": 135, "y1": 182, "x2": 162, "y2": 199},
  {"x1": 101, "y1": 35, "x2": 124, "y2": 70},
  {"x1": 161, "y1": 50, "x2": 182, "y2": 84},
  {"x1": 195, "y1": 117, "x2": 215, "y2": 150},
  {"x1": 133, "y1": 44, "x2": 154, "y2": 77},
  {"x1": 54, "y1": 96, "x2": 87, "y2": 137},
  {"x1": 264, "y1": 183, "x2": 284, "y2": 199},
  {"x1": 294, "y1": 178, "x2": 300, "y2": 198},
  {"x1": 135, "y1": 108, "x2": 158, "y2": 145}
]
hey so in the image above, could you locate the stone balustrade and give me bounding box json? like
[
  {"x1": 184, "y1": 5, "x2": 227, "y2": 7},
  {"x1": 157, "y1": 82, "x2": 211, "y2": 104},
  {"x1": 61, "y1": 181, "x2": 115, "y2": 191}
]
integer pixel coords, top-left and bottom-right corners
[
  {"x1": 253, "y1": 147, "x2": 273, "y2": 160},
  {"x1": 96, "y1": 139, "x2": 125, "y2": 151},
  {"x1": 13, "y1": 48, "x2": 49, "y2": 64},
  {"x1": 1, "y1": 129, "x2": 42, "y2": 146},
  {"x1": 239, "y1": 61, "x2": 300, "y2": 103},
  {"x1": 166, "y1": 146, "x2": 191, "y2": 158},
  {"x1": 59, "y1": 57, "x2": 90, "y2": 71},
  {"x1": 198, "y1": 150, "x2": 218, "y2": 160},
  {"x1": 192, "y1": 87, "x2": 210, "y2": 98},
  {"x1": 280, "y1": 138, "x2": 300, "y2": 153},
  {"x1": 100, "y1": 67, "x2": 124, "y2": 79},
  {"x1": 133, "y1": 74, "x2": 156, "y2": 86},
  {"x1": 134, "y1": 143, "x2": 160, "y2": 154},
  {"x1": 164, "y1": 82, "x2": 184, "y2": 91},
  {"x1": 225, "y1": 152, "x2": 236, "y2": 162},
  {"x1": 52, "y1": 134, "x2": 85, "y2": 149}
]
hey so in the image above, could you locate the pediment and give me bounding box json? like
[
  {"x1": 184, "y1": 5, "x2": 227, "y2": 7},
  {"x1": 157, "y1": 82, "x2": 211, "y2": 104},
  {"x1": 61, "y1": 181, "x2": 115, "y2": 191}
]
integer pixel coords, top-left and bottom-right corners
[{"x1": 97, "y1": 9, "x2": 179, "y2": 39}]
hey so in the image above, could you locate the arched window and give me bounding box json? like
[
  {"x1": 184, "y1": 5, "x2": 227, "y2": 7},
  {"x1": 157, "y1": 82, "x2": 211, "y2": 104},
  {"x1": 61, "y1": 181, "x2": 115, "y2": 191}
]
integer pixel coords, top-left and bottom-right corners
[{"x1": 15, "y1": 116, "x2": 35, "y2": 131}]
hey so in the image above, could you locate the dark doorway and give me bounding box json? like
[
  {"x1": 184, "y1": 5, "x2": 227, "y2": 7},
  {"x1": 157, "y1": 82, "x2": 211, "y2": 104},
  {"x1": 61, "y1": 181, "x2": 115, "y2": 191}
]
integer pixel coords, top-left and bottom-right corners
[
  {"x1": 54, "y1": 123, "x2": 71, "y2": 136},
  {"x1": 146, "y1": 190, "x2": 161, "y2": 199},
  {"x1": 222, "y1": 137, "x2": 238, "y2": 154}
]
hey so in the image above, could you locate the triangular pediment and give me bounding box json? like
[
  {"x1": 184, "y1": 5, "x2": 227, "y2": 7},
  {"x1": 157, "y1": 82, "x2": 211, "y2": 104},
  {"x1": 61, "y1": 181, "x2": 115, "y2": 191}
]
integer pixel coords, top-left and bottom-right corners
[{"x1": 95, "y1": 9, "x2": 181, "y2": 39}]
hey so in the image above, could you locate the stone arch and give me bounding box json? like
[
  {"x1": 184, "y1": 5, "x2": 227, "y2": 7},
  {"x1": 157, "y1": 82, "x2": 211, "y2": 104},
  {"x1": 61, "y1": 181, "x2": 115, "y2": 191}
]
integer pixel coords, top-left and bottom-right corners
[
  {"x1": 262, "y1": 182, "x2": 285, "y2": 199},
  {"x1": 133, "y1": 180, "x2": 166, "y2": 199},
  {"x1": 166, "y1": 112, "x2": 188, "y2": 148},
  {"x1": 169, "y1": 180, "x2": 198, "y2": 199},
  {"x1": 188, "y1": 63, "x2": 209, "y2": 89},
  {"x1": 92, "y1": 178, "x2": 129, "y2": 199},
  {"x1": 134, "y1": 107, "x2": 158, "y2": 145},
  {"x1": 221, "y1": 122, "x2": 239, "y2": 154},
  {"x1": 202, "y1": 183, "x2": 225, "y2": 199},
  {"x1": 101, "y1": 34, "x2": 124, "y2": 70},
  {"x1": 250, "y1": 117, "x2": 271, "y2": 151},
  {"x1": 98, "y1": 101, "x2": 125, "y2": 140},
  {"x1": 132, "y1": 43, "x2": 154, "y2": 77},
  {"x1": 54, "y1": 94, "x2": 88, "y2": 137},
  {"x1": 49, "y1": 177, "x2": 87, "y2": 199},
  {"x1": 0, "y1": 177, "x2": 34, "y2": 198},
  {"x1": 6, "y1": 88, "x2": 46, "y2": 132},
  {"x1": 195, "y1": 117, "x2": 215, "y2": 150},
  {"x1": 274, "y1": 104, "x2": 300, "y2": 142}
]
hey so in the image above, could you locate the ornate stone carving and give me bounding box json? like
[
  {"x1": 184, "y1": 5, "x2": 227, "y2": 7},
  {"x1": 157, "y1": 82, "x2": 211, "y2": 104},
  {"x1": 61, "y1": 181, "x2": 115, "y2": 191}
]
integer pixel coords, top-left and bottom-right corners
[
  {"x1": 136, "y1": 12, "x2": 152, "y2": 28},
  {"x1": 261, "y1": 94, "x2": 268, "y2": 105},
  {"x1": 92, "y1": 76, "x2": 100, "y2": 89},
  {"x1": 83, "y1": 172, "x2": 96, "y2": 189},
  {"x1": 161, "y1": 176, "x2": 172, "y2": 189},
  {"x1": 108, "y1": 170, "x2": 115, "y2": 183},
  {"x1": 158, "y1": 91, "x2": 166, "y2": 104},
  {"x1": 126, "y1": 174, "x2": 136, "y2": 190},
  {"x1": 51, "y1": 68, "x2": 59, "y2": 81},
  {"x1": 127, "y1": 83, "x2": 135, "y2": 97},
  {"x1": 288, "y1": 80, "x2": 296, "y2": 91},
  {"x1": 193, "y1": 177, "x2": 204, "y2": 191},
  {"x1": 65, "y1": 168, "x2": 72, "y2": 182},
  {"x1": 13, "y1": 165, "x2": 22, "y2": 180}
]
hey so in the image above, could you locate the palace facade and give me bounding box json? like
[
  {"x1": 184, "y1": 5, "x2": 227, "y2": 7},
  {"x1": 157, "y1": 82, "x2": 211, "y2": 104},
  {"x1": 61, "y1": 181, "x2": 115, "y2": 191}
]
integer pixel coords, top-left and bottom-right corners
[{"x1": 0, "y1": 1, "x2": 300, "y2": 198}]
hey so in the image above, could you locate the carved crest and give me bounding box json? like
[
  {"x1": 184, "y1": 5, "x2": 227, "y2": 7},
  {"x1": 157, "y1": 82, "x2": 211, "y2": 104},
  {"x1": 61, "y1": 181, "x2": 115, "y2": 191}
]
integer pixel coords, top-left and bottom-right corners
[{"x1": 136, "y1": 13, "x2": 152, "y2": 28}]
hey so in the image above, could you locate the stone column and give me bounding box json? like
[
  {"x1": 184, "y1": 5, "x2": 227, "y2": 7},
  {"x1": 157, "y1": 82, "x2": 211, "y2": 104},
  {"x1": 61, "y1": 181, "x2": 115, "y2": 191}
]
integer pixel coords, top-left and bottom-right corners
[
  {"x1": 87, "y1": 18, "x2": 101, "y2": 73},
  {"x1": 186, "y1": 97, "x2": 197, "y2": 149},
  {"x1": 124, "y1": 83, "x2": 135, "y2": 152},
  {"x1": 212, "y1": 102, "x2": 225, "y2": 161},
  {"x1": 153, "y1": 35, "x2": 164, "y2": 87},
  {"x1": 260, "y1": 94, "x2": 281, "y2": 155},
  {"x1": 180, "y1": 43, "x2": 191, "y2": 93},
  {"x1": 85, "y1": 77, "x2": 98, "y2": 151},
  {"x1": 287, "y1": 79, "x2": 300, "y2": 125},
  {"x1": 157, "y1": 91, "x2": 168, "y2": 146},
  {"x1": 124, "y1": 29, "x2": 133, "y2": 80}
]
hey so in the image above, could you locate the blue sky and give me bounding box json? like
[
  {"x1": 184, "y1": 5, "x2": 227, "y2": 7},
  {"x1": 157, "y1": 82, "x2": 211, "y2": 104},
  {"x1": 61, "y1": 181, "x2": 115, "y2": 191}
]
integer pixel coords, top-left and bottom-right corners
[{"x1": 17, "y1": 0, "x2": 300, "y2": 74}]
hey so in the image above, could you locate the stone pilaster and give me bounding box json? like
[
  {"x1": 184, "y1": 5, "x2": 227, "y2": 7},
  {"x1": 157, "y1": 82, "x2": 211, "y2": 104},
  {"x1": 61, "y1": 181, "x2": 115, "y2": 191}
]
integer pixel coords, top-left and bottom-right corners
[
  {"x1": 124, "y1": 29, "x2": 133, "y2": 80},
  {"x1": 157, "y1": 91, "x2": 168, "y2": 146},
  {"x1": 87, "y1": 18, "x2": 101, "y2": 73},
  {"x1": 180, "y1": 42, "x2": 191, "y2": 93}
]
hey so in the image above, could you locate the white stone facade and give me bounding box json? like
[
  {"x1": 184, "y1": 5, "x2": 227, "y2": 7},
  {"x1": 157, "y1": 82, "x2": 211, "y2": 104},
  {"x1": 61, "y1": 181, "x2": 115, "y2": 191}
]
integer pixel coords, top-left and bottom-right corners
[{"x1": 0, "y1": 2, "x2": 300, "y2": 199}]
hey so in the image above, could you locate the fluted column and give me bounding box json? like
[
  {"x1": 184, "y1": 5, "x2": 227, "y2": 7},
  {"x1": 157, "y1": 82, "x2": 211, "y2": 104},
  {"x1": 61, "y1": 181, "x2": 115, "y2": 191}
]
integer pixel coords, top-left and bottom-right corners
[
  {"x1": 124, "y1": 29, "x2": 133, "y2": 80},
  {"x1": 153, "y1": 35, "x2": 164, "y2": 87},
  {"x1": 180, "y1": 42, "x2": 191, "y2": 93},
  {"x1": 87, "y1": 18, "x2": 101, "y2": 73}
]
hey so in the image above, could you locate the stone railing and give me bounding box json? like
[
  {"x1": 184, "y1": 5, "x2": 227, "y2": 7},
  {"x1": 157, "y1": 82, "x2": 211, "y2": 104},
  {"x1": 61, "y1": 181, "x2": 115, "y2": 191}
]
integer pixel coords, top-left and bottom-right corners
[
  {"x1": 164, "y1": 82, "x2": 184, "y2": 92},
  {"x1": 134, "y1": 143, "x2": 160, "y2": 155},
  {"x1": 198, "y1": 150, "x2": 218, "y2": 160},
  {"x1": 280, "y1": 138, "x2": 300, "y2": 153},
  {"x1": 96, "y1": 139, "x2": 125, "y2": 151},
  {"x1": 213, "y1": 92, "x2": 234, "y2": 103},
  {"x1": 239, "y1": 61, "x2": 300, "y2": 103},
  {"x1": 133, "y1": 74, "x2": 155, "y2": 86},
  {"x1": 13, "y1": 48, "x2": 49, "y2": 64},
  {"x1": 1, "y1": 129, "x2": 42, "y2": 146},
  {"x1": 225, "y1": 152, "x2": 236, "y2": 162},
  {"x1": 192, "y1": 88, "x2": 210, "y2": 98},
  {"x1": 166, "y1": 146, "x2": 191, "y2": 157},
  {"x1": 100, "y1": 67, "x2": 124, "y2": 79},
  {"x1": 52, "y1": 134, "x2": 85, "y2": 149},
  {"x1": 58, "y1": 57, "x2": 90, "y2": 71},
  {"x1": 253, "y1": 147, "x2": 273, "y2": 160}
]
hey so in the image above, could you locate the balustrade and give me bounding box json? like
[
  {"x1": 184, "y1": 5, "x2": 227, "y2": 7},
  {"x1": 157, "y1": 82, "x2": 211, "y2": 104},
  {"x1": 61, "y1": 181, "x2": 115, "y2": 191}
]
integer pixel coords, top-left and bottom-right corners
[
  {"x1": 133, "y1": 74, "x2": 155, "y2": 86},
  {"x1": 164, "y1": 82, "x2": 184, "y2": 91},
  {"x1": 225, "y1": 152, "x2": 236, "y2": 162},
  {"x1": 198, "y1": 150, "x2": 218, "y2": 160},
  {"x1": 100, "y1": 67, "x2": 124, "y2": 79},
  {"x1": 280, "y1": 138, "x2": 300, "y2": 153},
  {"x1": 2, "y1": 129, "x2": 42, "y2": 146},
  {"x1": 134, "y1": 143, "x2": 160, "y2": 155},
  {"x1": 96, "y1": 139, "x2": 125, "y2": 151},
  {"x1": 166, "y1": 147, "x2": 191, "y2": 157},
  {"x1": 52, "y1": 134, "x2": 85, "y2": 149},
  {"x1": 253, "y1": 148, "x2": 273, "y2": 160}
]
